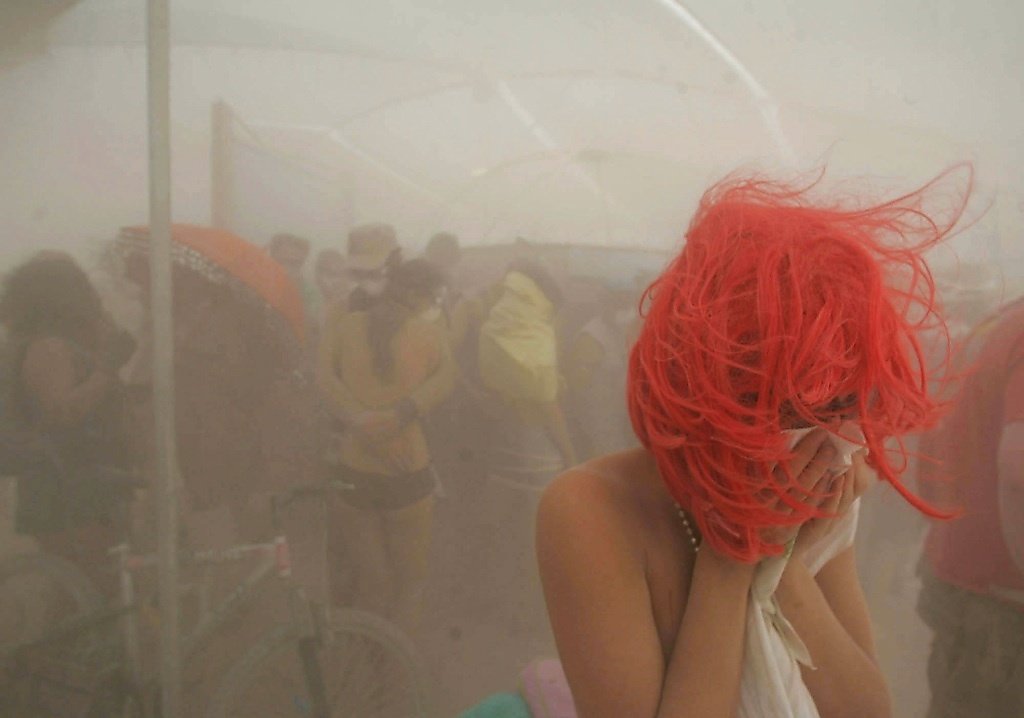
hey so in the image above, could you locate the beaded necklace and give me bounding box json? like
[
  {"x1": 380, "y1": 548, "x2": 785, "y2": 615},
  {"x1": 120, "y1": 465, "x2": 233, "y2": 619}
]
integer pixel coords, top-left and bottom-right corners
[{"x1": 674, "y1": 503, "x2": 701, "y2": 554}]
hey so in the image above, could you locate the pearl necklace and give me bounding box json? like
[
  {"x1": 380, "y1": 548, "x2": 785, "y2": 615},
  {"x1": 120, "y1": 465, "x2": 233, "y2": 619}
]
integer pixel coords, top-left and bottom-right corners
[{"x1": 675, "y1": 503, "x2": 701, "y2": 554}]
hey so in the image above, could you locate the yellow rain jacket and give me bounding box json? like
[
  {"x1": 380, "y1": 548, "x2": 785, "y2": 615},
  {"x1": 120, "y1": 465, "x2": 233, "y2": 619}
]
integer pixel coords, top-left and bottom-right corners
[{"x1": 478, "y1": 271, "x2": 559, "y2": 410}]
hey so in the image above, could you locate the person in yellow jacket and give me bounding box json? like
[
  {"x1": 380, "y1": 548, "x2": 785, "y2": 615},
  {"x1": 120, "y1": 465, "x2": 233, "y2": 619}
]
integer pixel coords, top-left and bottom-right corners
[
  {"x1": 478, "y1": 259, "x2": 577, "y2": 477},
  {"x1": 317, "y1": 258, "x2": 455, "y2": 629},
  {"x1": 473, "y1": 259, "x2": 576, "y2": 645}
]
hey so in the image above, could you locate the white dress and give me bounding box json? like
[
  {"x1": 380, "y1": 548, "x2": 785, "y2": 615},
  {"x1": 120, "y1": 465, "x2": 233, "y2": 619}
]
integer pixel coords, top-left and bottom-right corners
[{"x1": 737, "y1": 499, "x2": 861, "y2": 718}]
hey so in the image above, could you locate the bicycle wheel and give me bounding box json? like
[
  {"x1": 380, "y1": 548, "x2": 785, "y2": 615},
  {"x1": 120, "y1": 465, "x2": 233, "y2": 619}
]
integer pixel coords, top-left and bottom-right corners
[
  {"x1": 207, "y1": 608, "x2": 431, "y2": 718},
  {"x1": 0, "y1": 552, "x2": 105, "y2": 651},
  {"x1": 0, "y1": 552, "x2": 115, "y2": 715}
]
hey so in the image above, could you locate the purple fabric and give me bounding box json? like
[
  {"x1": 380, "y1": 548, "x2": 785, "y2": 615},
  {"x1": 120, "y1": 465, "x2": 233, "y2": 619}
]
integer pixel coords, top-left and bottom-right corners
[{"x1": 520, "y1": 659, "x2": 577, "y2": 718}]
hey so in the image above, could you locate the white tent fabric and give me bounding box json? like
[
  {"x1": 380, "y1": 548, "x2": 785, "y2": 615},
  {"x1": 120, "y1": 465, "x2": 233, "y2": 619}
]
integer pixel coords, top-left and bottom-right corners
[{"x1": 1, "y1": 0, "x2": 1019, "y2": 262}]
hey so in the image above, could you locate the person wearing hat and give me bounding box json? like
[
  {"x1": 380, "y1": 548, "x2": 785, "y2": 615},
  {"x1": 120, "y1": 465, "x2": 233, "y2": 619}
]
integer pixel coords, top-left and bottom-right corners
[
  {"x1": 318, "y1": 226, "x2": 456, "y2": 614},
  {"x1": 317, "y1": 259, "x2": 455, "y2": 628},
  {"x1": 344, "y1": 222, "x2": 401, "y2": 313},
  {"x1": 319, "y1": 222, "x2": 435, "y2": 437},
  {"x1": 320, "y1": 222, "x2": 457, "y2": 429}
]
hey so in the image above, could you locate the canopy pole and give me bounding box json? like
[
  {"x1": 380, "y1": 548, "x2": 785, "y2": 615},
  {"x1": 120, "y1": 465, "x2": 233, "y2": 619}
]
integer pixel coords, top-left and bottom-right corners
[
  {"x1": 655, "y1": 0, "x2": 797, "y2": 165},
  {"x1": 210, "y1": 99, "x2": 233, "y2": 229},
  {"x1": 146, "y1": 0, "x2": 181, "y2": 716}
]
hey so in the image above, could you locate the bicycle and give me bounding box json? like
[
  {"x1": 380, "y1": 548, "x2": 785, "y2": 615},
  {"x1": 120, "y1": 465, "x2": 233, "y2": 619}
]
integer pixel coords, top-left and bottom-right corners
[{"x1": 0, "y1": 481, "x2": 432, "y2": 717}]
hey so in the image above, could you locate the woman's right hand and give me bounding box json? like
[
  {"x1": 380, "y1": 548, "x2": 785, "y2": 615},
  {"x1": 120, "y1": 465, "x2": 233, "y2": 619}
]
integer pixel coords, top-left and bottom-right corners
[
  {"x1": 350, "y1": 409, "x2": 402, "y2": 440},
  {"x1": 359, "y1": 431, "x2": 418, "y2": 472},
  {"x1": 759, "y1": 428, "x2": 838, "y2": 550},
  {"x1": 790, "y1": 449, "x2": 871, "y2": 561}
]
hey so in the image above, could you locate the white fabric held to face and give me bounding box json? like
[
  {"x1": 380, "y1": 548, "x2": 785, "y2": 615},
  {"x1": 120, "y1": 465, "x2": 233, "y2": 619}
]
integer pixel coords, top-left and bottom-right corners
[{"x1": 782, "y1": 423, "x2": 865, "y2": 475}]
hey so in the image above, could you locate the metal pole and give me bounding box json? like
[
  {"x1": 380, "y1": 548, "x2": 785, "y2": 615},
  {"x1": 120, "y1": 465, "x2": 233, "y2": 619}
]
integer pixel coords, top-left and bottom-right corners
[
  {"x1": 146, "y1": 0, "x2": 181, "y2": 715},
  {"x1": 210, "y1": 99, "x2": 233, "y2": 229},
  {"x1": 654, "y1": 0, "x2": 798, "y2": 166}
]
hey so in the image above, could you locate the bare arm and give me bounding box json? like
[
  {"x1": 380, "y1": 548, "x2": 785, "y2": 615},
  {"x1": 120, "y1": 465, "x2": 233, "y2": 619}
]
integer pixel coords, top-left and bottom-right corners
[
  {"x1": 776, "y1": 548, "x2": 891, "y2": 718},
  {"x1": 537, "y1": 470, "x2": 753, "y2": 718},
  {"x1": 540, "y1": 429, "x2": 843, "y2": 717},
  {"x1": 22, "y1": 337, "x2": 112, "y2": 427},
  {"x1": 773, "y1": 450, "x2": 890, "y2": 717}
]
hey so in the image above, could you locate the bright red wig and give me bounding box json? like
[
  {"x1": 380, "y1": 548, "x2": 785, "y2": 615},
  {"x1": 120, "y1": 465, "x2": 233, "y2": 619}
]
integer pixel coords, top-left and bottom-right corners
[{"x1": 627, "y1": 167, "x2": 972, "y2": 562}]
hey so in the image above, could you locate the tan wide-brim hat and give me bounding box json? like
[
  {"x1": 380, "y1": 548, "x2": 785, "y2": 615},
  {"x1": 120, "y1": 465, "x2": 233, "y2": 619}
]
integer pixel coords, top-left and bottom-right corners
[{"x1": 346, "y1": 222, "x2": 398, "y2": 271}]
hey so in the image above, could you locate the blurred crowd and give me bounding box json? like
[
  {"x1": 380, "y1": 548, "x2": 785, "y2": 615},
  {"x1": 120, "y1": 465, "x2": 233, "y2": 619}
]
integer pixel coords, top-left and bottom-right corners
[
  {"x1": 0, "y1": 222, "x2": 646, "y2": 711},
  {"x1": 0, "y1": 219, "x2": 1020, "y2": 716}
]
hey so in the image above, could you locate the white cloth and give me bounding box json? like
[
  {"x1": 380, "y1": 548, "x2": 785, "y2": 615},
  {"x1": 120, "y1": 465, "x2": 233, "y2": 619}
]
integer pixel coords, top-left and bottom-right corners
[
  {"x1": 783, "y1": 423, "x2": 865, "y2": 474},
  {"x1": 738, "y1": 499, "x2": 860, "y2": 718},
  {"x1": 737, "y1": 424, "x2": 864, "y2": 717}
]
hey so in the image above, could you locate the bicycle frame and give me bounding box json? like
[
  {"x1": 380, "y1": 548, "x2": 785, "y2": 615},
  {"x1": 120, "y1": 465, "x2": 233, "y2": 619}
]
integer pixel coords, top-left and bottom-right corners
[
  {"x1": 111, "y1": 533, "x2": 294, "y2": 693},
  {"x1": 3, "y1": 483, "x2": 337, "y2": 716}
]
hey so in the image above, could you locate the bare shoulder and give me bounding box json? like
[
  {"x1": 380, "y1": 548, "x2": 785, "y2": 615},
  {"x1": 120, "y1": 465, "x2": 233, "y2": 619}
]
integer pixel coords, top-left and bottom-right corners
[
  {"x1": 538, "y1": 449, "x2": 665, "y2": 555},
  {"x1": 538, "y1": 449, "x2": 681, "y2": 717}
]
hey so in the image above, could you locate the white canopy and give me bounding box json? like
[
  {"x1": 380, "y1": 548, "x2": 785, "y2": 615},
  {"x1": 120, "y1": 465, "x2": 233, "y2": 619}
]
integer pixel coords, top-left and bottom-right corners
[{"x1": 2, "y1": 0, "x2": 1019, "y2": 264}]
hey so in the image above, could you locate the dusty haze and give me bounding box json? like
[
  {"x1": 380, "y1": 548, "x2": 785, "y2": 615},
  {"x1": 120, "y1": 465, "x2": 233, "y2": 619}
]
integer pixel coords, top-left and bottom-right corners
[{"x1": 1, "y1": 1, "x2": 1022, "y2": 716}]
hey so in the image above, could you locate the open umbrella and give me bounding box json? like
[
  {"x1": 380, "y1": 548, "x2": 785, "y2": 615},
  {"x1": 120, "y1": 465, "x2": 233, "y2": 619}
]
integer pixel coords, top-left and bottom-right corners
[{"x1": 117, "y1": 224, "x2": 306, "y2": 345}]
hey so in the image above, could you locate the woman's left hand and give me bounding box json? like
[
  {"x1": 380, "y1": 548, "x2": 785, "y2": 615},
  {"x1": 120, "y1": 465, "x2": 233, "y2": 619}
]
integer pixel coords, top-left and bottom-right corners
[
  {"x1": 350, "y1": 409, "x2": 402, "y2": 440},
  {"x1": 791, "y1": 450, "x2": 872, "y2": 562},
  {"x1": 376, "y1": 437, "x2": 419, "y2": 473}
]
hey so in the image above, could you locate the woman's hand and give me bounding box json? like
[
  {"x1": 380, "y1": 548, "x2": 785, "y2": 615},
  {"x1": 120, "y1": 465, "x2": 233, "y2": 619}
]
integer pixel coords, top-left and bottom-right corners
[
  {"x1": 759, "y1": 428, "x2": 838, "y2": 549},
  {"x1": 791, "y1": 450, "x2": 872, "y2": 561},
  {"x1": 350, "y1": 409, "x2": 402, "y2": 440},
  {"x1": 361, "y1": 433, "x2": 419, "y2": 472}
]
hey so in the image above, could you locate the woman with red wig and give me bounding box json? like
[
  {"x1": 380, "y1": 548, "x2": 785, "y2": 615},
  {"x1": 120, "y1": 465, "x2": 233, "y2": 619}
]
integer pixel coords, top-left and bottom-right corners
[{"x1": 537, "y1": 168, "x2": 968, "y2": 717}]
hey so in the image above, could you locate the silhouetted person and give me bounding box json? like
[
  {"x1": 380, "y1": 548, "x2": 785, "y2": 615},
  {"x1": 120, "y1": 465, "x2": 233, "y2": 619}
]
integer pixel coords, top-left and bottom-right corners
[
  {"x1": 917, "y1": 296, "x2": 1024, "y2": 718},
  {"x1": 318, "y1": 258, "x2": 454, "y2": 628},
  {"x1": 344, "y1": 223, "x2": 400, "y2": 313},
  {"x1": 1, "y1": 253, "x2": 136, "y2": 593}
]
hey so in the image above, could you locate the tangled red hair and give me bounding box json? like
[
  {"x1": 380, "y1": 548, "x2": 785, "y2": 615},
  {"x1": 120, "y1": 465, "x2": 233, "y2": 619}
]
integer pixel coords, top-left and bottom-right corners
[{"x1": 627, "y1": 167, "x2": 972, "y2": 562}]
